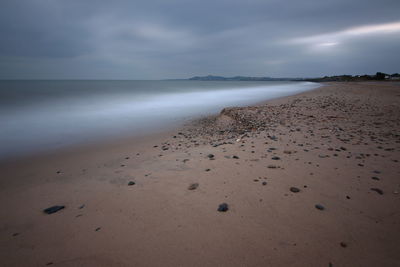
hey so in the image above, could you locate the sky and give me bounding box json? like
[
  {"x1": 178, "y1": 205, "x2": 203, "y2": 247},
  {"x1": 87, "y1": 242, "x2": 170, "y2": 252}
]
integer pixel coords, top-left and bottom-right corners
[{"x1": 0, "y1": 0, "x2": 399, "y2": 79}]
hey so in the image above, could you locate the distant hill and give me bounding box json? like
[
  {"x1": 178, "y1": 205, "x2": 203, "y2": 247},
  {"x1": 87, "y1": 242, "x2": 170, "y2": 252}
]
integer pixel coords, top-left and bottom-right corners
[
  {"x1": 188, "y1": 75, "x2": 294, "y2": 81},
  {"x1": 187, "y1": 72, "x2": 400, "y2": 82}
]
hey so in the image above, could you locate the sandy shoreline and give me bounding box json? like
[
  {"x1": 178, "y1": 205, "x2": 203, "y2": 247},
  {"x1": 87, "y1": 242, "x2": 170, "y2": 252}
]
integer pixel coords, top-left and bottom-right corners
[{"x1": 1, "y1": 82, "x2": 399, "y2": 266}]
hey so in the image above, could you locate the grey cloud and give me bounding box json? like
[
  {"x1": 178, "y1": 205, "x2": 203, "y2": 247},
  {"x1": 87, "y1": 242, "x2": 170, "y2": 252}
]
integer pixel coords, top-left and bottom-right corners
[{"x1": 0, "y1": 0, "x2": 399, "y2": 79}]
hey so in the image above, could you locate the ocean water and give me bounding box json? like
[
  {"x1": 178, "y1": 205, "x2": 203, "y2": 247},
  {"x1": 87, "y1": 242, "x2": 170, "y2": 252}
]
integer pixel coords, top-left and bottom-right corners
[{"x1": 0, "y1": 80, "x2": 320, "y2": 159}]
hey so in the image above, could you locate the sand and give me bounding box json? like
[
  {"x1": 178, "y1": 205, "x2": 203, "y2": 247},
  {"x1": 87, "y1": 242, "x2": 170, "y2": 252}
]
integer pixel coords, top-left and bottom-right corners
[{"x1": 0, "y1": 82, "x2": 399, "y2": 267}]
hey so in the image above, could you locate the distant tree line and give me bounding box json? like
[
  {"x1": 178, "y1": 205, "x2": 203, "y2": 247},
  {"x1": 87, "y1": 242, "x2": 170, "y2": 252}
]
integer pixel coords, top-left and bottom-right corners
[{"x1": 305, "y1": 72, "x2": 400, "y2": 82}]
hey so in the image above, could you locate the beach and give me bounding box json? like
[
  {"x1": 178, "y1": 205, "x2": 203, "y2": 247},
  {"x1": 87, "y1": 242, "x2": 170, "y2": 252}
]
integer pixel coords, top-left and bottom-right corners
[{"x1": 0, "y1": 82, "x2": 399, "y2": 266}]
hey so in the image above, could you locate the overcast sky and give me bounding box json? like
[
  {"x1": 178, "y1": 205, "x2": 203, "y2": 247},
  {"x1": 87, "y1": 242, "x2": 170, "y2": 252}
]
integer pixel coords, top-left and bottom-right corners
[{"x1": 0, "y1": 0, "x2": 399, "y2": 79}]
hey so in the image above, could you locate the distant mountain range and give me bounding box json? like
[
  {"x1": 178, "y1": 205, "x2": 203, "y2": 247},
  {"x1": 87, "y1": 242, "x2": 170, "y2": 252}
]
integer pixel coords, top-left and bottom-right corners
[{"x1": 188, "y1": 75, "x2": 295, "y2": 81}]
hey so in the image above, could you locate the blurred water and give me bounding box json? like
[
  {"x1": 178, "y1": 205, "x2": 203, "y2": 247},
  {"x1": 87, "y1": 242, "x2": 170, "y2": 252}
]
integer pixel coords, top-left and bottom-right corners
[{"x1": 0, "y1": 80, "x2": 320, "y2": 158}]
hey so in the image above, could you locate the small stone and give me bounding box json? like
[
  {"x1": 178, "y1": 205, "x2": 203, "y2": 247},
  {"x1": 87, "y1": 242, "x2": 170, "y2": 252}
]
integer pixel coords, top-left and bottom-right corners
[
  {"x1": 340, "y1": 242, "x2": 347, "y2": 248},
  {"x1": 205, "y1": 168, "x2": 211, "y2": 172},
  {"x1": 290, "y1": 187, "x2": 300, "y2": 193},
  {"x1": 217, "y1": 203, "x2": 229, "y2": 212},
  {"x1": 267, "y1": 165, "x2": 277, "y2": 169},
  {"x1": 43, "y1": 205, "x2": 65, "y2": 214},
  {"x1": 95, "y1": 227, "x2": 101, "y2": 231},
  {"x1": 207, "y1": 154, "x2": 215, "y2": 159},
  {"x1": 271, "y1": 156, "x2": 280, "y2": 160},
  {"x1": 188, "y1": 183, "x2": 199, "y2": 190},
  {"x1": 370, "y1": 188, "x2": 383, "y2": 195},
  {"x1": 262, "y1": 181, "x2": 267, "y2": 186},
  {"x1": 315, "y1": 204, "x2": 325, "y2": 210},
  {"x1": 232, "y1": 155, "x2": 239, "y2": 159},
  {"x1": 128, "y1": 181, "x2": 136, "y2": 186},
  {"x1": 371, "y1": 176, "x2": 380, "y2": 180}
]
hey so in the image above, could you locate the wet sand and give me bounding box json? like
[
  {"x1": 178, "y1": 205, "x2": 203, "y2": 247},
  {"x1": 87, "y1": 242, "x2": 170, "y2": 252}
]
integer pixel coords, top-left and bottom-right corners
[{"x1": 1, "y1": 82, "x2": 399, "y2": 267}]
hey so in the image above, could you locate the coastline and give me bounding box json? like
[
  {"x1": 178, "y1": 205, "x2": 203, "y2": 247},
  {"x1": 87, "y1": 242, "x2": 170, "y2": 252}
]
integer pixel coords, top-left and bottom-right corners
[{"x1": 1, "y1": 82, "x2": 399, "y2": 266}]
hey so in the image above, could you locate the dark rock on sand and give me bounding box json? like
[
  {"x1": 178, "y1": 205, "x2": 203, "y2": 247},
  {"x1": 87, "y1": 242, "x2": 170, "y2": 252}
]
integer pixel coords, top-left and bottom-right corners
[
  {"x1": 128, "y1": 181, "x2": 136, "y2": 186},
  {"x1": 188, "y1": 183, "x2": 199, "y2": 190},
  {"x1": 262, "y1": 181, "x2": 267, "y2": 185},
  {"x1": 218, "y1": 203, "x2": 229, "y2": 212},
  {"x1": 271, "y1": 156, "x2": 281, "y2": 160},
  {"x1": 232, "y1": 155, "x2": 239, "y2": 159},
  {"x1": 370, "y1": 188, "x2": 383, "y2": 195},
  {"x1": 43, "y1": 205, "x2": 65, "y2": 214},
  {"x1": 207, "y1": 154, "x2": 215, "y2": 159},
  {"x1": 290, "y1": 187, "x2": 300, "y2": 193},
  {"x1": 315, "y1": 204, "x2": 325, "y2": 210},
  {"x1": 340, "y1": 242, "x2": 348, "y2": 248}
]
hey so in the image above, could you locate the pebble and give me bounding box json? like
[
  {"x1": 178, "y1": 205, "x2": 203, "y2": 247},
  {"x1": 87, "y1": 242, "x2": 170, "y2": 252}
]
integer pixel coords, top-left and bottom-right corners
[
  {"x1": 128, "y1": 181, "x2": 136, "y2": 186},
  {"x1": 217, "y1": 203, "x2": 229, "y2": 212},
  {"x1": 290, "y1": 187, "x2": 300, "y2": 193},
  {"x1": 188, "y1": 183, "x2": 199, "y2": 190},
  {"x1": 370, "y1": 188, "x2": 383, "y2": 195},
  {"x1": 262, "y1": 181, "x2": 267, "y2": 185},
  {"x1": 207, "y1": 154, "x2": 215, "y2": 160},
  {"x1": 43, "y1": 205, "x2": 65, "y2": 215},
  {"x1": 271, "y1": 156, "x2": 280, "y2": 160},
  {"x1": 315, "y1": 204, "x2": 325, "y2": 210}
]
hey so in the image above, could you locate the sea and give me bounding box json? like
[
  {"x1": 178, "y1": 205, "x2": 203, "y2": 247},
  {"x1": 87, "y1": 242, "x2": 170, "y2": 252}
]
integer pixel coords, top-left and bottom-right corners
[{"x1": 0, "y1": 80, "x2": 321, "y2": 159}]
